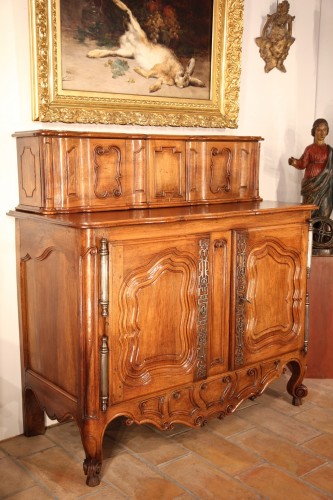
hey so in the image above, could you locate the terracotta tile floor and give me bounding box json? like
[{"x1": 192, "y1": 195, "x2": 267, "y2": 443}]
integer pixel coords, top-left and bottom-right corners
[{"x1": 1, "y1": 374, "x2": 333, "y2": 499}]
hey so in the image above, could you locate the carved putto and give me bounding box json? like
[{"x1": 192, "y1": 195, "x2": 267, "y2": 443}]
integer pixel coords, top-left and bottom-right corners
[{"x1": 256, "y1": 1, "x2": 295, "y2": 73}]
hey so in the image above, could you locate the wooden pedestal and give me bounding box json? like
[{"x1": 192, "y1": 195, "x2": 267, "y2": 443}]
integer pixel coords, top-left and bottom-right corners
[{"x1": 307, "y1": 256, "x2": 333, "y2": 378}]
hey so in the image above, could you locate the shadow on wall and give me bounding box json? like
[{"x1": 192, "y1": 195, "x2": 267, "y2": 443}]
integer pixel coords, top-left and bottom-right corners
[
  {"x1": 277, "y1": 128, "x2": 303, "y2": 203},
  {"x1": 323, "y1": 104, "x2": 333, "y2": 145}
]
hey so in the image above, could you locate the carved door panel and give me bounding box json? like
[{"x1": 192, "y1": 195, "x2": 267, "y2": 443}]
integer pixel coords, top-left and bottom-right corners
[
  {"x1": 148, "y1": 139, "x2": 186, "y2": 205},
  {"x1": 186, "y1": 140, "x2": 260, "y2": 203},
  {"x1": 187, "y1": 141, "x2": 235, "y2": 203},
  {"x1": 52, "y1": 137, "x2": 135, "y2": 210},
  {"x1": 108, "y1": 232, "x2": 229, "y2": 403},
  {"x1": 231, "y1": 224, "x2": 308, "y2": 369},
  {"x1": 87, "y1": 139, "x2": 132, "y2": 209}
]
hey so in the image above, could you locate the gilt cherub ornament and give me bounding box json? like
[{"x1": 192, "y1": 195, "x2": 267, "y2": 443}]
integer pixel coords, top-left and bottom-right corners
[{"x1": 256, "y1": 1, "x2": 295, "y2": 73}]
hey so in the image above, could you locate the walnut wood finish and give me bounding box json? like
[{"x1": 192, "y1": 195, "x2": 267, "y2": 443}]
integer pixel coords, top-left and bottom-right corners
[
  {"x1": 13, "y1": 130, "x2": 262, "y2": 213},
  {"x1": 10, "y1": 132, "x2": 313, "y2": 487}
]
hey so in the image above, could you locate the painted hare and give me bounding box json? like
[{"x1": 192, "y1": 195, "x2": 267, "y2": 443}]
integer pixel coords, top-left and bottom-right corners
[{"x1": 87, "y1": 0, "x2": 205, "y2": 93}]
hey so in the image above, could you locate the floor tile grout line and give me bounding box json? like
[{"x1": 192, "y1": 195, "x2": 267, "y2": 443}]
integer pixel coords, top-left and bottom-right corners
[
  {"x1": 235, "y1": 461, "x2": 333, "y2": 498},
  {"x1": 233, "y1": 405, "x2": 328, "y2": 445},
  {"x1": 101, "y1": 438, "x2": 200, "y2": 499},
  {"x1": 42, "y1": 412, "x2": 333, "y2": 498},
  {"x1": 41, "y1": 433, "x2": 133, "y2": 496},
  {"x1": 166, "y1": 421, "x2": 333, "y2": 497},
  {"x1": 54, "y1": 421, "x2": 200, "y2": 497},
  {"x1": 0, "y1": 453, "x2": 59, "y2": 500},
  {"x1": 219, "y1": 416, "x2": 327, "y2": 451},
  {"x1": 119, "y1": 433, "x2": 268, "y2": 497},
  {"x1": 301, "y1": 460, "x2": 333, "y2": 479}
]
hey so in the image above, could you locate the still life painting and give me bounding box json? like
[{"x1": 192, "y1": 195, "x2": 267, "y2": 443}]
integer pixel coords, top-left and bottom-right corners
[{"x1": 29, "y1": 0, "x2": 244, "y2": 127}]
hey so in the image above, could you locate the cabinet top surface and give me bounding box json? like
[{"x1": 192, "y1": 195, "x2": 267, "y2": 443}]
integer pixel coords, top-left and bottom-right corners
[
  {"x1": 9, "y1": 201, "x2": 314, "y2": 228},
  {"x1": 12, "y1": 129, "x2": 264, "y2": 142}
]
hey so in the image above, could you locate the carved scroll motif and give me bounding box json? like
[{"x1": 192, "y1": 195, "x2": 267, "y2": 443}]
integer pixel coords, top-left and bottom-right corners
[
  {"x1": 168, "y1": 387, "x2": 200, "y2": 418},
  {"x1": 139, "y1": 396, "x2": 165, "y2": 419},
  {"x1": 210, "y1": 147, "x2": 231, "y2": 194},
  {"x1": 234, "y1": 231, "x2": 248, "y2": 368},
  {"x1": 197, "y1": 238, "x2": 210, "y2": 379},
  {"x1": 93, "y1": 145, "x2": 122, "y2": 198}
]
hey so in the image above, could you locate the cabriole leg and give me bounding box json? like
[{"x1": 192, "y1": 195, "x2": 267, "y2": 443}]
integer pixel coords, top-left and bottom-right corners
[
  {"x1": 287, "y1": 360, "x2": 308, "y2": 406},
  {"x1": 80, "y1": 421, "x2": 105, "y2": 487}
]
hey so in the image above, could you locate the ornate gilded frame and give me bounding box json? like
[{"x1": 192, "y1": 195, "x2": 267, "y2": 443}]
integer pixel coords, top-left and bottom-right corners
[{"x1": 29, "y1": 0, "x2": 244, "y2": 127}]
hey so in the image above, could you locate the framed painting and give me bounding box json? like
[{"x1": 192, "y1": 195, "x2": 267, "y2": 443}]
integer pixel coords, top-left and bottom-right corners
[{"x1": 29, "y1": 0, "x2": 244, "y2": 127}]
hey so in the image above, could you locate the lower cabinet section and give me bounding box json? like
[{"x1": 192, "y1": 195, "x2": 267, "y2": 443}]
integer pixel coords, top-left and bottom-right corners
[
  {"x1": 109, "y1": 357, "x2": 306, "y2": 428},
  {"x1": 11, "y1": 201, "x2": 311, "y2": 486}
]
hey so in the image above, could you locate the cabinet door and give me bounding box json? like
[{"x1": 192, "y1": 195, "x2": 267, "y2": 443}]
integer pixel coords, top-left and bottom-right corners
[
  {"x1": 108, "y1": 232, "x2": 230, "y2": 403},
  {"x1": 231, "y1": 224, "x2": 308, "y2": 369}
]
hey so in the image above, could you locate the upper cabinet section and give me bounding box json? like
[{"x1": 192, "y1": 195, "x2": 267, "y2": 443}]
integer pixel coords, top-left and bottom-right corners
[{"x1": 13, "y1": 131, "x2": 263, "y2": 214}]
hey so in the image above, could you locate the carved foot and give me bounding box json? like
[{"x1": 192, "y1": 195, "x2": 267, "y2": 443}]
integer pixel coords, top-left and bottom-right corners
[
  {"x1": 287, "y1": 360, "x2": 308, "y2": 406},
  {"x1": 83, "y1": 458, "x2": 102, "y2": 487},
  {"x1": 292, "y1": 383, "x2": 308, "y2": 406}
]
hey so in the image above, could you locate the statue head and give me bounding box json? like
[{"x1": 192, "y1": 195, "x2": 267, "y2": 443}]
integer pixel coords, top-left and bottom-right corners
[
  {"x1": 278, "y1": 1, "x2": 290, "y2": 13},
  {"x1": 311, "y1": 118, "x2": 329, "y2": 137}
]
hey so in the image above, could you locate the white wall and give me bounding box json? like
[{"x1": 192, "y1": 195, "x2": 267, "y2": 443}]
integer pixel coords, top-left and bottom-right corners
[{"x1": 0, "y1": 0, "x2": 332, "y2": 440}]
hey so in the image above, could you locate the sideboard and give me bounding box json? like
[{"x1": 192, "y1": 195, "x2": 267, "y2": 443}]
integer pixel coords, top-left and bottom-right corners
[{"x1": 9, "y1": 131, "x2": 313, "y2": 486}]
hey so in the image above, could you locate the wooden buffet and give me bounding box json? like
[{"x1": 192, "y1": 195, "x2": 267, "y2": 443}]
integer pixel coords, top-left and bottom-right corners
[{"x1": 9, "y1": 131, "x2": 313, "y2": 486}]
